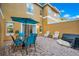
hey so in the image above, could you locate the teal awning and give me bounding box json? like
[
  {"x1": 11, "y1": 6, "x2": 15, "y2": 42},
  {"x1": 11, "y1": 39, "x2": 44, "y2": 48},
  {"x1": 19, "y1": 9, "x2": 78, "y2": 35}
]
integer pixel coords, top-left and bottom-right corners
[{"x1": 11, "y1": 17, "x2": 39, "y2": 24}]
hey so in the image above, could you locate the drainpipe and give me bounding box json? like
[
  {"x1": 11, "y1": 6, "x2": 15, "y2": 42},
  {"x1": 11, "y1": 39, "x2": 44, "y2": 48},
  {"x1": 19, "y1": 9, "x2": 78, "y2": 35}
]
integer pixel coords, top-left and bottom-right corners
[{"x1": 41, "y1": 7, "x2": 44, "y2": 34}]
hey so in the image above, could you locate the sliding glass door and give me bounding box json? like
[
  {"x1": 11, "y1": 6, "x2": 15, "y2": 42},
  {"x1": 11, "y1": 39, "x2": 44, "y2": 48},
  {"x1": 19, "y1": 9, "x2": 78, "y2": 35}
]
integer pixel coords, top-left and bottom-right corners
[{"x1": 21, "y1": 24, "x2": 37, "y2": 38}]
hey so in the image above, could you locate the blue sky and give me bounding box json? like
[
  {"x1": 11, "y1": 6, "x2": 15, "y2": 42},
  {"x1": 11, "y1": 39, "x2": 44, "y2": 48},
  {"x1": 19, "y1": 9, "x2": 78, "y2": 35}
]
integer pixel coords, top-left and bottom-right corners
[{"x1": 51, "y1": 3, "x2": 79, "y2": 19}]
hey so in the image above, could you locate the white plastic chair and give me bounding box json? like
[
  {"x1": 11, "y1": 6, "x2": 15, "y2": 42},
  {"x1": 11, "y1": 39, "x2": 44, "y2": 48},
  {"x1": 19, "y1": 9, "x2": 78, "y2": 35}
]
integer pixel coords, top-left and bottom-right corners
[
  {"x1": 53, "y1": 31, "x2": 59, "y2": 39},
  {"x1": 44, "y1": 31, "x2": 50, "y2": 37}
]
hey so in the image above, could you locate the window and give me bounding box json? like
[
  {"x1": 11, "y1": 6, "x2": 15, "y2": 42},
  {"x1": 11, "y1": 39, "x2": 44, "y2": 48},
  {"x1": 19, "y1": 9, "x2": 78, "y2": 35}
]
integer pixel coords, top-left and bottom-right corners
[
  {"x1": 6, "y1": 22, "x2": 14, "y2": 36},
  {"x1": 48, "y1": 8, "x2": 59, "y2": 18},
  {"x1": 40, "y1": 10, "x2": 42, "y2": 16},
  {"x1": 48, "y1": 8, "x2": 53, "y2": 15},
  {"x1": 26, "y1": 3, "x2": 33, "y2": 14},
  {"x1": 48, "y1": 8, "x2": 57, "y2": 17},
  {"x1": 40, "y1": 26, "x2": 43, "y2": 32}
]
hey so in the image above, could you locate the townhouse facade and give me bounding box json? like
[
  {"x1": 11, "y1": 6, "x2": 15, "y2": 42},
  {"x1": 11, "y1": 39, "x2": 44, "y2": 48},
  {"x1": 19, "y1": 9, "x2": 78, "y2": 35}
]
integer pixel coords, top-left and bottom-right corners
[
  {"x1": 0, "y1": 3, "x2": 60, "y2": 46},
  {"x1": 42, "y1": 4, "x2": 60, "y2": 34}
]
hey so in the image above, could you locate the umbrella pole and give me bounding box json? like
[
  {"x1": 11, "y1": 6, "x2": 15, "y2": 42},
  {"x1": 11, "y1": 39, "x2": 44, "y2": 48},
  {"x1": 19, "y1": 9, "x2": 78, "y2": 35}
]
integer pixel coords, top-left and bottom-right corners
[
  {"x1": 24, "y1": 24, "x2": 28, "y2": 55},
  {"x1": 24, "y1": 24, "x2": 26, "y2": 39}
]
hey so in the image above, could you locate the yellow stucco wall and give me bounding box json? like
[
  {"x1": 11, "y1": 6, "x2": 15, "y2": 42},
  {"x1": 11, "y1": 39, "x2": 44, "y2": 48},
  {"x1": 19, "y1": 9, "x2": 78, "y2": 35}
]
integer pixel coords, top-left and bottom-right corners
[
  {"x1": 47, "y1": 20, "x2": 79, "y2": 38},
  {"x1": 1, "y1": 3, "x2": 79, "y2": 46},
  {"x1": 42, "y1": 5, "x2": 79, "y2": 37},
  {"x1": 0, "y1": 3, "x2": 42, "y2": 42},
  {"x1": 42, "y1": 5, "x2": 48, "y2": 34},
  {"x1": 0, "y1": 22, "x2": 1, "y2": 46},
  {"x1": 42, "y1": 5, "x2": 60, "y2": 34},
  {"x1": 0, "y1": 19, "x2": 5, "y2": 46}
]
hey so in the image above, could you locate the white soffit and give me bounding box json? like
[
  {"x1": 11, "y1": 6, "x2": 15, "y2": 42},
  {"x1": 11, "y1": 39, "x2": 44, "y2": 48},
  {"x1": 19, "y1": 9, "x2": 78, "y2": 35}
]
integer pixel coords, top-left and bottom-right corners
[{"x1": 46, "y1": 16, "x2": 62, "y2": 22}]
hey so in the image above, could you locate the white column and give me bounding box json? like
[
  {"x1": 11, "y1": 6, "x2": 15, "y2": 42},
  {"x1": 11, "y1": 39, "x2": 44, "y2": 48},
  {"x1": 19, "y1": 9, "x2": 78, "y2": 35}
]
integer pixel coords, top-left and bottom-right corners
[
  {"x1": 20, "y1": 23, "x2": 23, "y2": 33},
  {"x1": 20, "y1": 23, "x2": 23, "y2": 39}
]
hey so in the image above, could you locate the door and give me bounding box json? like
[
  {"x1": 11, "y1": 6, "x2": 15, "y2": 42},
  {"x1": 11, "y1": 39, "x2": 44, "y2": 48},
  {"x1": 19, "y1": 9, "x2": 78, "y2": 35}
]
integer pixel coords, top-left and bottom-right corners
[
  {"x1": 24, "y1": 24, "x2": 31, "y2": 37},
  {"x1": 21, "y1": 24, "x2": 31, "y2": 38},
  {"x1": 25, "y1": 24, "x2": 37, "y2": 36},
  {"x1": 21, "y1": 24, "x2": 37, "y2": 38}
]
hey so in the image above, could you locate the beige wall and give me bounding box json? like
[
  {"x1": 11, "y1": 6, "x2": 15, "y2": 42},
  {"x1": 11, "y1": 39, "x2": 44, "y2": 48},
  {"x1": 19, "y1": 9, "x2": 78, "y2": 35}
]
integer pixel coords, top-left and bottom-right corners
[
  {"x1": 0, "y1": 19, "x2": 5, "y2": 46},
  {"x1": 47, "y1": 20, "x2": 79, "y2": 37},
  {"x1": 1, "y1": 3, "x2": 79, "y2": 45},
  {"x1": 0, "y1": 3, "x2": 42, "y2": 41},
  {"x1": 0, "y1": 17, "x2": 1, "y2": 46},
  {"x1": 0, "y1": 8, "x2": 4, "y2": 46},
  {"x1": 42, "y1": 5, "x2": 79, "y2": 37},
  {"x1": 43, "y1": 5, "x2": 59, "y2": 17},
  {"x1": 42, "y1": 5, "x2": 60, "y2": 34}
]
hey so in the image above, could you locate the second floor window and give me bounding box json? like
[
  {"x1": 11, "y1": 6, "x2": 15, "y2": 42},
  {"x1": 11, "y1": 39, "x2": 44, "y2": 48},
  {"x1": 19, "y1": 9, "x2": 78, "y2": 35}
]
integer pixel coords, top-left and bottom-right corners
[
  {"x1": 48, "y1": 8, "x2": 59, "y2": 18},
  {"x1": 48, "y1": 8, "x2": 53, "y2": 16},
  {"x1": 27, "y1": 3, "x2": 33, "y2": 14},
  {"x1": 40, "y1": 10, "x2": 42, "y2": 16}
]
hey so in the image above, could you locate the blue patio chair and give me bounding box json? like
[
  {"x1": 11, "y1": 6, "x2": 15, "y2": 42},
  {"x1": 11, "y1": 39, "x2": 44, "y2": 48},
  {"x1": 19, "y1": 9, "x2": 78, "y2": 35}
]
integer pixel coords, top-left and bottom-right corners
[
  {"x1": 23, "y1": 33, "x2": 37, "y2": 53},
  {"x1": 10, "y1": 35, "x2": 23, "y2": 46},
  {"x1": 10, "y1": 35, "x2": 23, "y2": 52},
  {"x1": 24, "y1": 33, "x2": 37, "y2": 46},
  {"x1": 19, "y1": 32, "x2": 25, "y2": 37},
  {"x1": 14, "y1": 38, "x2": 23, "y2": 46}
]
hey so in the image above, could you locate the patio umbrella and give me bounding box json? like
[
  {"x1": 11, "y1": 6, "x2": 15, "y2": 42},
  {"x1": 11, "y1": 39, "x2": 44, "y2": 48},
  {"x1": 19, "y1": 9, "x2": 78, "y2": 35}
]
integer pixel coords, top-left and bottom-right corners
[
  {"x1": 11, "y1": 16, "x2": 39, "y2": 38},
  {"x1": 11, "y1": 17, "x2": 38, "y2": 24}
]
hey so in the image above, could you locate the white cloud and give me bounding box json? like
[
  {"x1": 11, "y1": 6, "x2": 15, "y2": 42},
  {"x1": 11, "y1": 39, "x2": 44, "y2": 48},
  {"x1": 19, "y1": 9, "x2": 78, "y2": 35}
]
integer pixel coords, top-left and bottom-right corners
[
  {"x1": 63, "y1": 14, "x2": 70, "y2": 18},
  {"x1": 72, "y1": 15, "x2": 79, "y2": 19},
  {"x1": 61, "y1": 10, "x2": 65, "y2": 13},
  {"x1": 75, "y1": 15, "x2": 79, "y2": 18}
]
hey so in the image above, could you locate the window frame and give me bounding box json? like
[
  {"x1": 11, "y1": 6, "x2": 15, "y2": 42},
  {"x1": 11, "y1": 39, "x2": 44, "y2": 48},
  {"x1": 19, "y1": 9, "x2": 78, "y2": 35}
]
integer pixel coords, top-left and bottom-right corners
[
  {"x1": 48, "y1": 8, "x2": 53, "y2": 16},
  {"x1": 6, "y1": 21, "x2": 14, "y2": 36},
  {"x1": 26, "y1": 3, "x2": 34, "y2": 15},
  {"x1": 48, "y1": 8, "x2": 60, "y2": 18}
]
